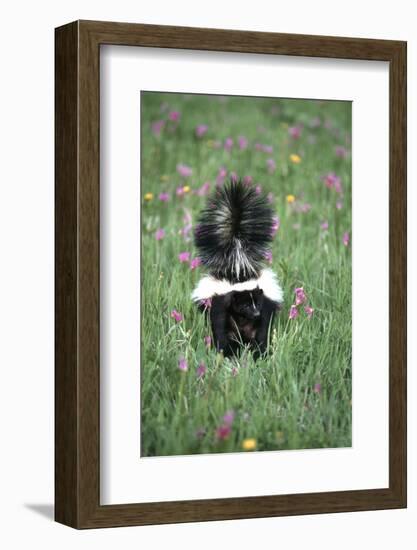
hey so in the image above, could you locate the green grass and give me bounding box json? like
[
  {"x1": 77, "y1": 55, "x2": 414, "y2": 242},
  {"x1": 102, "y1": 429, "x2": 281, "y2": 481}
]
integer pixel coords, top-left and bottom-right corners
[{"x1": 140, "y1": 92, "x2": 352, "y2": 457}]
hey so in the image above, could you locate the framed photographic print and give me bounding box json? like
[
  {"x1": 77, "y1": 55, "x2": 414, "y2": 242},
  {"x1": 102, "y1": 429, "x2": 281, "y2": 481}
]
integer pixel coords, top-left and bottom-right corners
[{"x1": 55, "y1": 20, "x2": 407, "y2": 528}]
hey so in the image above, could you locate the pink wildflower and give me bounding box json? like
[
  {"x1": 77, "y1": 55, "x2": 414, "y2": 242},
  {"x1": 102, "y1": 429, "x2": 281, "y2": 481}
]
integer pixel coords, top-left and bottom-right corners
[
  {"x1": 230, "y1": 171, "x2": 238, "y2": 183},
  {"x1": 216, "y1": 167, "x2": 227, "y2": 186},
  {"x1": 201, "y1": 298, "x2": 212, "y2": 309},
  {"x1": 255, "y1": 185, "x2": 262, "y2": 195},
  {"x1": 313, "y1": 383, "x2": 322, "y2": 394},
  {"x1": 238, "y1": 136, "x2": 248, "y2": 150},
  {"x1": 305, "y1": 305, "x2": 314, "y2": 319},
  {"x1": 266, "y1": 158, "x2": 276, "y2": 174},
  {"x1": 196, "y1": 363, "x2": 206, "y2": 378},
  {"x1": 289, "y1": 305, "x2": 299, "y2": 319},
  {"x1": 178, "y1": 357, "x2": 188, "y2": 371},
  {"x1": 178, "y1": 251, "x2": 190, "y2": 263},
  {"x1": 335, "y1": 145, "x2": 348, "y2": 158},
  {"x1": 243, "y1": 175, "x2": 253, "y2": 186},
  {"x1": 336, "y1": 200, "x2": 343, "y2": 210},
  {"x1": 294, "y1": 287, "x2": 306, "y2": 306},
  {"x1": 288, "y1": 125, "x2": 302, "y2": 139},
  {"x1": 224, "y1": 137, "x2": 233, "y2": 152},
  {"x1": 216, "y1": 425, "x2": 231, "y2": 440},
  {"x1": 177, "y1": 164, "x2": 192, "y2": 178},
  {"x1": 204, "y1": 335, "x2": 212, "y2": 347},
  {"x1": 155, "y1": 228, "x2": 165, "y2": 241},
  {"x1": 151, "y1": 120, "x2": 165, "y2": 136},
  {"x1": 323, "y1": 172, "x2": 342, "y2": 193},
  {"x1": 158, "y1": 192, "x2": 169, "y2": 202},
  {"x1": 190, "y1": 257, "x2": 202, "y2": 270},
  {"x1": 320, "y1": 220, "x2": 329, "y2": 230},
  {"x1": 195, "y1": 124, "x2": 208, "y2": 137},
  {"x1": 223, "y1": 410, "x2": 235, "y2": 426},
  {"x1": 264, "y1": 251, "x2": 273, "y2": 264},
  {"x1": 271, "y1": 216, "x2": 280, "y2": 236},
  {"x1": 171, "y1": 309, "x2": 183, "y2": 322},
  {"x1": 169, "y1": 111, "x2": 180, "y2": 122},
  {"x1": 343, "y1": 232, "x2": 350, "y2": 247},
  {"x1": 197, "y1": 181, "x2": 211, "y2": 196}
]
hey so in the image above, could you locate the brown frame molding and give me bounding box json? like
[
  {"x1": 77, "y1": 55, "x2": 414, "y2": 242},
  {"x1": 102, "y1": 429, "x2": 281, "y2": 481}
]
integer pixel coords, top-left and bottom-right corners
[{"x1": 55, "y1": 20, "x2": 407, "y2": 528}]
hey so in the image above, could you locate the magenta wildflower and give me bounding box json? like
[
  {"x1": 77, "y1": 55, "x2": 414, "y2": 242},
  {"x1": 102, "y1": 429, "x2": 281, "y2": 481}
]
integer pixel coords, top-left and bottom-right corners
[
  {"x1": 197, "y1": 181, "x2": 211, "y2": 196},
  {"x1": 204, "y1": 335, "x2": 212, "y2": 347},
  {"x1": 289, "y1": 305, "x2": 299, "y2": 319},
  {"x1": 294, "y1": 287, "x2": 307, "y2": 306},
  {"x1": 343, "y1": 232, "x2": 350, "y2": 247},
  {"x1": 255, "y1": 184, "x2": 262, "y2": 195},
  {"x1": 196, "y1": 362, "x2": 206, "y2": 378},
  {"x1": 223, "y1": 410, "x2": 235, "y2": 426},
  {"x1": 201, "y1": 298, "x2": 212, "y2": 309},
  {"x1": 230, "y1": 171, "x2": 238, "y2": 183},
  {"x1": 320, "y1": 220, "x2": 329, "y2": 231},
  {"x1": 243, "y1": 175, "x2": 253, "y2": 186},
  {"x1": 151, "y1": 120, "x2": 165, "y2": 136},
  {"x1": 178, "y1": 357, "x2": 188, "y2": 371},
  {"x1": 178, "y1": 251, "x2": 190, "y2": 263},
  {"x1": 158, "y1": 192, "x2": 170, "y2": 202},
  {"x1": 305, "y1": 305, "x2": 314, "y2": 319},
  {"x1": 155, "y1": 228, "x2": 165, "y2": 241},
  {"x1": 176, "y1": 186, "x2": 185, "y2": 197},
  {"x1": 171, "y1": 309, "x2": 183, "y2": 323},
  {"x1": 264, "y1": 251, "x2": 273, "y2": 264},
  {"x1": 195, "y1": 124, "x2": 208, "y2": 137},
  {"x1": 271, "y1": 216, "x2": 280, "y2": 236},
  {"x1": 323, "y1": 172, "x2": 342, "y2": 193},
  {"x1": 190, "y1": 257, "x2": 202, "y2": 270},
  {"x1": 216, "y1": 425, "x2": 231, "y2": 440},
  {"x1": 169, "y1": 111, "x2": 180, "y2": 122},
  {"x1": 177, "y1": 164, "x2": 192, "y2": 178},
  {"x1": 224, "y1": 137, "x2": 233, "y2": 152},
  {"x1": 231, "y1": 367, "x2": 238, "y2": 376},
  {"x1": 288, "y1": 125, "x2": 302, "y2": 139},
  {"x1": 313, "y1": 383, "x2": 322, "y2": 394},
  {"x1": 216, "y1": 167, "x2": 227, "y2": 186},
  {"x1": 266, "y1": 158, "x2": 276, "y2": 174},
  {"x1": 335, "y1": 145, "x2": 348, "y2": 158},
  {"x1": 238, "y1": 135, "x2": 248, "y2": 150}
]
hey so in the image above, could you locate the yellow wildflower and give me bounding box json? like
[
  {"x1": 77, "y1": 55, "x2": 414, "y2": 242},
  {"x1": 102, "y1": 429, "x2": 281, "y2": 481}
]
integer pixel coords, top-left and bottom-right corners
[
  {"x1": 182, "y1": 185, "x2": 191, "y2": 193},
  {"x1": 144, "y1": 192, "x2": 153, "y2": 201},
  {"x1": 289, "y1": 153, "x2": 301, "y2": 164},
  {"x1": 242, "y1": 438, "x2": 257, "y2": 451},
  {"x1": 286, "y1": 194, "x2": 296, "y2": 203},
  {"x1": 160, "y1": 175, "x2": 169, "y2": 182}
]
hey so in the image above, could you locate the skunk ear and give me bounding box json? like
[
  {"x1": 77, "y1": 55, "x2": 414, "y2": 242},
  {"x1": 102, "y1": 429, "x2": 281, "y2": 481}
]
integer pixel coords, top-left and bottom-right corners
[{"x1": 255, "y1": 286, "x2": 263, "y2": 295}]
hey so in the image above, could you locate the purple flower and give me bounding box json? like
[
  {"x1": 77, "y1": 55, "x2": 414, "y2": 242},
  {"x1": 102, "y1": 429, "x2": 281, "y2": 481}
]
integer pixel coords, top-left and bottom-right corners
[
  {"x1": 204, "y1": 335, "x2": 212, "y2": 347},
  {"x1": 230, "y1": 171, "x2": 238, "y2": 183},
  {"x1": 305, "y1": 305, "x2": 314, "y2": 319},
  {"x1": 216, "y1": 167, "x2": 227, "y2": 186},
  {"x1": 158, "y1": 192, "x2": 170, "y2": 202},
  {"x1": 288, "y1": 125, "x2": 302, "y2": 139},
  {"x1": 178, "y1": 251, "x2": 190, "y2": 263},
  {"x1": 196, "y1": 362, "x2": 206, "y2": 378},
  {"x1": 335, "y1": 145, "x2": 348, "y2": 158},
  {"x1": 177, "y1": 164, "x2": 192, "y2": 178},
  {"x1": 255, "y1": 185, "x2": 262, "y2": 195},
  {"x1": 190, "y1": 257, "x2": 202, "y2": 270},
  {"x1": 343, "y1": 232, "x2": 350, "y2": 247},
  {"x1": 178, "y1": 357, "x2": 188, "y2": 371},
  {"x1": 197, "y1": 181, "x2": 211, "y2": 196},
  {"x1": 238, "y1": 135, "x2": 248, "y2": 150},
  {"x1": 271, "y1": 216, "x2": 280, "y2": 236},
  {"x1": 223, "y1": 410, "x2": 235, "y2": 426},
  {"x1": 323, "y1": 172, "x2": 342, "y2": 192},
  {"x1": 151, "y1": 120, "x2": 165, "y2": 136},
  {"x1": 264, "y1": 251, "x2": 273, "y2": 264},
  {"x1": 313, "y1": 382, "x2": 321, "y2": 393},
  {"x1": 171, "y1": 309, "x2": 183, "y2": 322},
  {"x1": 201, "y1": 298, "x2": 212, "y2": 309},
  {"x1": 155, "y1": 228, "x2": 165, "y2": 241},
  {"x1": 243, "y1": 175, "x2": 253, "y2": 186},
  {"x1": 224, "y1": 137, "x2": 233, "y2": 152},
  {"x1": 169, "y1": 111, "x2": 180, "y2": 122},
  {"x1": 289, "y1": 305, "x2": 299, "y2": 319},
  {"x1": 320, "y1": 220, "x2": 329, "y2": 231},
  {"x1": 195, "y1": 124, "x2": 208, "y2": 137},
  {"x1": 266, "y1": 158, "x2": 276, "y2": 174},
  {"x1": 295, "y1": 287, "x2": 307, "y2": 305}
]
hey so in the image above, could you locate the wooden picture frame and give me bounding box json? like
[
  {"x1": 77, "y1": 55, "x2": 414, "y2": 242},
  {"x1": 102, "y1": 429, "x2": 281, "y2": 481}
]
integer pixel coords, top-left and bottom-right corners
[{"x1": 55, "y1": 20, "x2": 407, "y2": 528}]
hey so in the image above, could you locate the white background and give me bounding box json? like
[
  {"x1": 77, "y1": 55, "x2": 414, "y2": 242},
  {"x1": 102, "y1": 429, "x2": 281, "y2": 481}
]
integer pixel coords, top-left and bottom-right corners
[
  {"x1": 0, "y1": 0, "x2": 415, "y2": 548},
  {"x1": 101, "y1": 47, "x2": 389, "y2": 504}
]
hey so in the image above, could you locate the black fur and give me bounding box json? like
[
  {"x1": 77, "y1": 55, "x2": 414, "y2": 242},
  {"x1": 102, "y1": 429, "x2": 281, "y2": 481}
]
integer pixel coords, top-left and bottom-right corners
[
  {"x1": 194, "y1": 180, "x2": 274, "y2": 283},
  {"x1": 209, "y1": 289, "x2": 280, "y2": 359}
]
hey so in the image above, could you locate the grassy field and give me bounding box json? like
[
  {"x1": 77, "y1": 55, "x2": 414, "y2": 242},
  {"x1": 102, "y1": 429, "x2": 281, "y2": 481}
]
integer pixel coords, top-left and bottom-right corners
[{"x1": 140, "y1": 92, "x2": 352, "y2": 457}]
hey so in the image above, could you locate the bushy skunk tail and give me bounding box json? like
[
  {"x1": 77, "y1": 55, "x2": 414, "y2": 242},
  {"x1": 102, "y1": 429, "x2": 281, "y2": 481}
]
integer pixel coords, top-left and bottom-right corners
[{"x1": 194, "y1": 180, "x2": 274, "y2": 283}]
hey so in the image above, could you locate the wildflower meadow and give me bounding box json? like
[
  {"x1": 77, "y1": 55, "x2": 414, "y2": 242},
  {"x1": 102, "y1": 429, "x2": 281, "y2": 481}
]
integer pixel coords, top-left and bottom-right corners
[{"x1": 141, "y1": 92, "x2": 352, "y2": 457}]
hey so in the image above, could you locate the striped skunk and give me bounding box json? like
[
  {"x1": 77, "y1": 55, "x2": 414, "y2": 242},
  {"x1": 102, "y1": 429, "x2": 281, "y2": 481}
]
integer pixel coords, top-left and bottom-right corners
[{"x1": 191, "y1": 180, "x2": 283, "y2": 358}]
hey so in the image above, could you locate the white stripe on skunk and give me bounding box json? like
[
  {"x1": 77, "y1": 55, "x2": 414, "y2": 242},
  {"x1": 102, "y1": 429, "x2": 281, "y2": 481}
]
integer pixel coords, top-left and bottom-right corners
[{"x1": 191, "y1": 268, "x2": 284, "y2": 304}]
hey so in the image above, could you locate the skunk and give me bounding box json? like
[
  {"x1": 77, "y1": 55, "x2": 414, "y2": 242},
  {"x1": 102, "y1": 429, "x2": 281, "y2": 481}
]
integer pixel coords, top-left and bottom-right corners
[{"x1": 191, "y1": 180, "x2": 283, "y2": 358}]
